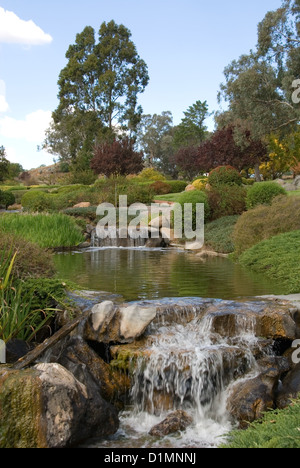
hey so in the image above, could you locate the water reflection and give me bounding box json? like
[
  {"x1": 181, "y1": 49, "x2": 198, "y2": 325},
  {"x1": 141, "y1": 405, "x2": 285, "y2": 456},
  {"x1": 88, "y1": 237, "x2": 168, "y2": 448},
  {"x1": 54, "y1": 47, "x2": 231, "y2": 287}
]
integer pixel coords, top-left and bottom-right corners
[{"x1": 54, "y1": 247, "x2": 282, "y2": 301}]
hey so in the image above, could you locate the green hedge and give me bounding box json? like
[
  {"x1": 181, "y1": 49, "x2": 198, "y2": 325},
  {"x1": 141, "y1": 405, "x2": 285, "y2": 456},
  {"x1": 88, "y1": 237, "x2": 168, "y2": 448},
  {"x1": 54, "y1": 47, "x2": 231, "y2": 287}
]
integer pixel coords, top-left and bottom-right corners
[{"x1": 246, "y1": 182, "x2": 287, "y2": 209}]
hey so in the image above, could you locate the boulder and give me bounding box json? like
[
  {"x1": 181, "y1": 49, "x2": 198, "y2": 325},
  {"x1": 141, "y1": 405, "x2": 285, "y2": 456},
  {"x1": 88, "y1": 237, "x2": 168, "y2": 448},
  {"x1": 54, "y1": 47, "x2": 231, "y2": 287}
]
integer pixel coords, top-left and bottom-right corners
[
  {"x1": 73, "y1": 202, "x2": 91, "y2": 208},
  {"x1": 149, "y1": 410, "x2": 193, "y2": 437},
  {"x1": 185, "y1": 184, "x2": 196, "y2": 192},
  {"x1": 0, "y1": 363, "x2": 119, "y2": 448},
  {"x1": 276, "y1": 363, "x2": 300, "y2": 409},
  {"x1": 148, "y1": 215, "x2": 170, "y2": 229},
  {"x1": 84, "y1": 301, "x2": 157, "y2": 344},
  {"x1": 227, "y1": 369, "x2": 279, "y2": 428}
]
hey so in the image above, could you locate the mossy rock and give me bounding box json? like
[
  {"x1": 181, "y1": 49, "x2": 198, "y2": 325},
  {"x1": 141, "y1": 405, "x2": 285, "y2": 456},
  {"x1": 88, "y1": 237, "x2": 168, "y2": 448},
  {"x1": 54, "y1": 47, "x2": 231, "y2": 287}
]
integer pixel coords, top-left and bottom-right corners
[{"x1": 0, "y1": 367, "x2": 47, "y2": 448}]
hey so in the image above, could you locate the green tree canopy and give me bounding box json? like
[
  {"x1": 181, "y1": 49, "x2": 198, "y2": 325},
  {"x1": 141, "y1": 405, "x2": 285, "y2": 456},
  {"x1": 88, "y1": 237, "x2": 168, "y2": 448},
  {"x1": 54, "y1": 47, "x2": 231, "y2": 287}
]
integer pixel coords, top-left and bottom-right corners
[
  {"x1": 0, "y1": 146, "x2": 10, "y2": 182},
  {"x1": 173, "y1": 100, "x2": 211, "y2": 150},
  {"x1": 43, "y1": 21, "x2": 149, "y2": 169}
]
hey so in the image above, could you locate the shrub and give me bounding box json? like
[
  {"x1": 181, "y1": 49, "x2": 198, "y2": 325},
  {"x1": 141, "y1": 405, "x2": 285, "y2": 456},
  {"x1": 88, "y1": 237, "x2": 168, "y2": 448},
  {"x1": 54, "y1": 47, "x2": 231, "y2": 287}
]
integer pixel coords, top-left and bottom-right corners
[
  {"x1": 222, "y1": 398, "x2": 300, "y2": 448},
  {"x1": 239, "y1": 231, "x2": 300, "y2": 294},
  {"x1": 207, "y1": 185, "x2": 247, "y2": 220},
  {"x1": 233, "y1": 195, "x2": 300, "y2": 255},
  {"x1": 246, "y1": 181, "x2": 287, "y2": 209},
  {"x1": 205, "y1": 215, "x2": 240, "y2": 253},
  {"x1": 176, "y1": 190, "x2": 210, "y2": 230},
  {"x1": 21, "y1": 190, "x2": 54, "y2": 212},
  {"x1": 192, "y1": 179, "x2": 207, "y2": 191},
  {"x1": 208, "y1": 166, "x2": 242, "y2": 187},
  {"x1": 166, "y1": 180, "x2": 188, "y2": 193},
  {"x1": 0, "y1": 190, "x2": 16, "y2": 208},
  {"x1": 137, "y1": 168, "x2": 166, "y2": 181},
  {"x1": 149, "y1": 181, "x2": 172, "y2": 195},
  {"x1": 93, "y1": 177, "x2": 154, "y2": 206},
  {"x1": 0, "y1": 232, "x2": 55, "y2": 279}
]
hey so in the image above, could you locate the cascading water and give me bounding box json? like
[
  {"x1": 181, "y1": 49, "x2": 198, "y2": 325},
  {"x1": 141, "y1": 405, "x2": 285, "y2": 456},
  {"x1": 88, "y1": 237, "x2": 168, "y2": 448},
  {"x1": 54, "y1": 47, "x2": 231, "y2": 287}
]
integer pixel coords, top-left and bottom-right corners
[
  {"x1": 91, "y1": 227, "x2": 150, "y2": 248},
  {"x1": 96, "y1": 299, "x2": 266, "y2": 448}
]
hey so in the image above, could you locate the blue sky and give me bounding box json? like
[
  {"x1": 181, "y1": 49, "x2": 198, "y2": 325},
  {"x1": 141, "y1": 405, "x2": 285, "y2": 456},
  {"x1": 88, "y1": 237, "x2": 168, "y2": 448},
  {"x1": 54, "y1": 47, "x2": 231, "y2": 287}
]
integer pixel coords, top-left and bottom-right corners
[{"x1": 0, "y1": 0, "x2": 282, "y2": 169}]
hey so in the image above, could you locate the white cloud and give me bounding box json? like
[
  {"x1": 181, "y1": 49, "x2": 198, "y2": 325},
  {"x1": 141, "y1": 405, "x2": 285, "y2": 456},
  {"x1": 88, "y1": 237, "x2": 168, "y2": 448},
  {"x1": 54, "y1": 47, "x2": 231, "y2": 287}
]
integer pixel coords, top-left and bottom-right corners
[
  {"x1": 0, "y1": 80, "x2": 9, "y2": 113},
  {"x1": 0, "y1": 109, "x2": 52, "y2": 143},
  {"x1": 0, "y1": 7, "x2": 53, "y2": 45}
]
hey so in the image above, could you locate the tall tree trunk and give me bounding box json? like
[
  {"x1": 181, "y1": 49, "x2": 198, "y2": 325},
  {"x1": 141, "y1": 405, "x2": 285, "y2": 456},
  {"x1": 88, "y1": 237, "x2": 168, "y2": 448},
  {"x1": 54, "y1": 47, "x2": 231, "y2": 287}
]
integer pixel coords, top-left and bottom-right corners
[{"x1": 254, "y1": 163, "x2": 262, "y2": 182}]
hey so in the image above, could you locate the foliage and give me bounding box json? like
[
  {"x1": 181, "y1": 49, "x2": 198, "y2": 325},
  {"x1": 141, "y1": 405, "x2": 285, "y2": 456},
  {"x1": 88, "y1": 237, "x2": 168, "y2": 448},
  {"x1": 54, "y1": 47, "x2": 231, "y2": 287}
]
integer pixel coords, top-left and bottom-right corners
[
  {"x1": 64, "y1": 169, "x2": 97, "y2": 186},
  {"x1": 207, "y1": 185, "x2": 247, "y2": 220},
  {"x1": 204, "y1": 215, "x2": 240, "y2": 254},
  {"x1": 136, "y1": 112, "x2": 174, "y2": 172},
  {"x1": 239, "y1": 230, "x2": 300, "y2": 294},
  {"x1": 0, "y1": 250, "x2": 56, "y2": 343},
  {"x1": 233, "y1": 194, "x2": 300, "y2": 255},
  {"x1": 0, "y1": 232, "x2": 55, "y2": 279},
  {"x1": 62, "y1": 206, "x2": 98, "y2": 221},
  {"x1": 173, "y1": 100, "x2": 211, "y2": 149},
  {"x1": 192, "y1": 179, "x2": 207, "y2": 191},
  {"x1": 149, "y1": 181, "x2": 172, "y2": 195},
  {"x1": 176, "y1": 190, "x2": 210, "y2": 229},
  {"x1": 0, "y1": 191, "x2": 16, "y2": 209},
  {"x1": 0, "y1": 213, "x2": 84, "y2": 248},
  {"x1": 0, "y1": 146, "x2": 10, "y2": 182},
  {"x1": 91, "y1": 137, "x2": 143, "y2": 177},
  {"x1": 44, "y1": 21, "x2": 149, "y2": 167},
  {"x1": 21, "y1": 190, "x2": 54, "y2": 212},
  {"x1": 173, "y1": 146, "x2": 200, "y2": 180},
  {"x1": 198, "y1": 126, "x2": 268, "y2": 175},
  {"x1": 222, "y1": 399, "x2": 300, "y2": 448},
  {"x1": 166, "y1": 180, "x2": 188, "y2": 193},
  {"x1": 260, "y1": 134, "x2": 296, "y2": 180},
  {"x1": 217, "y1": 1, "x2": 300, "y2": 151},
  {"x1": 93, "y1": 176, "x2": 154, "y2": 205},
  {"x1": 137, "y1": 168, "x2": 166, "y2": 181},
  {"x1": 246, "y1": 181, "x2": 287, "y2": 209},
  {"x1": 208, "y1": 165, "x2": 242, "y2": 187}
]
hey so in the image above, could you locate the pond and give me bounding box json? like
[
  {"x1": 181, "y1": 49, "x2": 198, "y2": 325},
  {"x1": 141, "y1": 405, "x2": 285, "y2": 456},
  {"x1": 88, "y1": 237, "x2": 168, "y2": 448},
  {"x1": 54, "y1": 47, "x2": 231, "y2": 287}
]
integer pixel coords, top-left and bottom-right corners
[{"x1": 53, "y1": 247, "x2": 281, "y2": 302}]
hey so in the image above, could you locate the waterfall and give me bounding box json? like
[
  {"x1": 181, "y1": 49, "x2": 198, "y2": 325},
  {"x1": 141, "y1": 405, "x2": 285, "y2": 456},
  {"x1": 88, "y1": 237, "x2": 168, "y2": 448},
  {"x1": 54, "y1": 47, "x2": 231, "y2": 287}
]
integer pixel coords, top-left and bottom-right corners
[
  {"x1": 91, "y1": 227, "x2": 150, "y2": 248},
  {"x1": 119, "y1": 299, "x2": 261, "y2": 447}
]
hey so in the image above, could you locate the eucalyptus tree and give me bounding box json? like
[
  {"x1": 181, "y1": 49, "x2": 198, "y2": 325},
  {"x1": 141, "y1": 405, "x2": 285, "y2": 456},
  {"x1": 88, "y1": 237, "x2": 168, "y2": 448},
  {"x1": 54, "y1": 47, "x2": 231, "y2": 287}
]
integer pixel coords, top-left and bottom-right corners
[{"x1": 43, "y1": 21, "x2": 149, "y2": 168}]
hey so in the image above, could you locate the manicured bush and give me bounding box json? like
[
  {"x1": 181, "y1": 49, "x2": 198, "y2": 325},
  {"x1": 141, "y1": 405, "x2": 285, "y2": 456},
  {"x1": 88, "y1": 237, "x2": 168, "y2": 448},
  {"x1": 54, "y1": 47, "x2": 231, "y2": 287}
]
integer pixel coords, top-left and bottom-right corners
[
  {"x1": 176, "y1": 190, "x2": 210, "y2": 230},
  {"x1": 208, "y1": 166, "x2": 242, "y2": 187},
  {"x1": 21, "y1": 190, "x2": 54, "y2": 212},
  {"x1": 192, "y1": 179, "x2": 207, "y2": 191},
  {"x1": 233, "y1": 195, "x2": 300, "y2": 255},
  {"x1": 0, "y1": 190, "x2": 16, "y2": 208},
  {"x1": 207, "y1": 185, "x2": 247, "y2": 220},
  {"x1": 166, "y1": 180, "x2": 188, "y2": 193},
  {"x1": 137, "y1": 168, "x2": 166, "y2": 181},
  {"x1": 239, "y1": 230, "x2": 300, "y2": 294},
  {"x1": 246, "y1": 181, "x2": 287, "y2": 209},
  {"x1": 149, "y1": 181, "x2": 172, "y2": 195}
]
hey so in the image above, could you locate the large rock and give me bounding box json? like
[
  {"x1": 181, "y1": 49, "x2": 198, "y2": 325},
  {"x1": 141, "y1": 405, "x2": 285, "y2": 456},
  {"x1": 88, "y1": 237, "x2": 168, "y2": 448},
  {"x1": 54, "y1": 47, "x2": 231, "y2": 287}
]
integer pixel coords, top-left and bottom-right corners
[
  {"x1": 205, "y1": 301, "x2": 297, "y2": 340},
  {"x1": 84, "y1": 301, "x2": 157, "y2": 344},
  {"x1": 149, "y1": 410, "x2": 193, "y2": 437},
  {"x1": 276, "y1": 363, "x2": 300, "y2": 409},
  {"x1": 0, "y1": 363, "x2": 119, "y2": 448},
  {"x1": 227, "y1": 369, "x2": 279, "y2": 428}
]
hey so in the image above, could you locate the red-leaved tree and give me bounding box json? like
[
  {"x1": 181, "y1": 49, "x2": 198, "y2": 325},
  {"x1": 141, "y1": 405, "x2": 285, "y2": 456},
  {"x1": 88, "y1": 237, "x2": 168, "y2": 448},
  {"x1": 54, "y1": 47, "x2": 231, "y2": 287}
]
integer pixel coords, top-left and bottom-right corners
[
  {"x1": 197, "y1": 126, "x2": 268, "y2": 177},
  {"x1": 91, "y1": 138, "x2": 144, "y2": 177},
  {"x1": 172, "y1": 146, "x2": 200, "y2": 179}
]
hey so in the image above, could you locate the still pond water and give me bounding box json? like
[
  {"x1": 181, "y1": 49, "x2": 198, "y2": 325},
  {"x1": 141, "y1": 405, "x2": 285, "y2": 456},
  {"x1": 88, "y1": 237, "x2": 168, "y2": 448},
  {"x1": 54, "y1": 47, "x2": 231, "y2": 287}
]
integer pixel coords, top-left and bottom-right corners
[{"x1": 53, "y1": 247, "x2": 281, "y2": 301}]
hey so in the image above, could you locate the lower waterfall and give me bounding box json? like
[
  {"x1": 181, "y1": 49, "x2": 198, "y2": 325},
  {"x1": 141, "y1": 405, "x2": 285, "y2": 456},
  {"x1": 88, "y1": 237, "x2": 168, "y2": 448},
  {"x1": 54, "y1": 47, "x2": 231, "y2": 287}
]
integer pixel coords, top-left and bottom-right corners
[{"x1": 93, "y1": 298, "x2": 269, "y2": 448}]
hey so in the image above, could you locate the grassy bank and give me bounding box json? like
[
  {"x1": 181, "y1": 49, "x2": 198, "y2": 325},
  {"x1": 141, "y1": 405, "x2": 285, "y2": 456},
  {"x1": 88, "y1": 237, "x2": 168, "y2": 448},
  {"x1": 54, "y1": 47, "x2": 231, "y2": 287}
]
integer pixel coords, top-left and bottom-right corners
[
  {"x1": 222, "y1": 400, "x2": 300, "y2": 448},
  {"x1": 0, "y1": 213, "x2": 84, "y2": 249}
]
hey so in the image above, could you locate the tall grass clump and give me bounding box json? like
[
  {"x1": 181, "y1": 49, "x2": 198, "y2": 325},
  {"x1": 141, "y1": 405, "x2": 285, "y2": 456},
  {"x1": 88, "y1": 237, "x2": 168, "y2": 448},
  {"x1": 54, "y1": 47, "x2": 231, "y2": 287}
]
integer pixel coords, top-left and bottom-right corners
[
  {"x1": 0, "y1": 251, "x2": 56, "y2": 343},
  {"x1": 0, "y1": 213, "x2": 84, "y2": 248}
]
